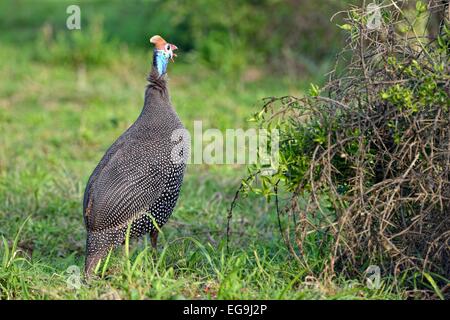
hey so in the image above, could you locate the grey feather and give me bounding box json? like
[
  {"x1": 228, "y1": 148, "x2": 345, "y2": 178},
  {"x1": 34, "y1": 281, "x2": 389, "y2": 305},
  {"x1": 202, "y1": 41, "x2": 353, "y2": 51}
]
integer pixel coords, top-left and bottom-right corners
[{"x1": 83, "y1": 68, "x2": 188, "y2": 276}]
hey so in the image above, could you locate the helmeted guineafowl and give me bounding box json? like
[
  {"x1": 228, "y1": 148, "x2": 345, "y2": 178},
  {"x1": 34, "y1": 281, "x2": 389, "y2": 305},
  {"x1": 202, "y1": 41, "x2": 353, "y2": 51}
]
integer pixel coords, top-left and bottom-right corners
[{"x1": 82, "y1": 35, "x2": 188, "y2": 276}]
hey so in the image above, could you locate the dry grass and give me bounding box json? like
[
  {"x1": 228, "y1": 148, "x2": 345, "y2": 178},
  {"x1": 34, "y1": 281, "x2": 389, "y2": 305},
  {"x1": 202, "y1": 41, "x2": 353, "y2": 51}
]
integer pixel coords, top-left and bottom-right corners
[{"x1": 233, "y1": 1, "x2": 449, "y2": 298}]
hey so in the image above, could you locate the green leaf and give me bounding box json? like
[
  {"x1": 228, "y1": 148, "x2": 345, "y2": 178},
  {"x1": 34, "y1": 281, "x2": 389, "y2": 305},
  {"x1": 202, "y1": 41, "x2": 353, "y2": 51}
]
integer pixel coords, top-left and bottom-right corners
[
  {"x1": 338, "y1": 24, "x2": 352, "y2": 31},
  {"x1": 2, "y1": 236, "x2": 10, "y2": 269},
  {"x1": 101, "y1": 249, "x2": 113, "y2": 278},
  {"x1": 309, "y1": 83, "x2": 320, "y2": 97},
  {"x1": 415, "y1": 1, "x2": 426, "y2": 14},
  {"x1": 423, "y1": 272, "x2": 444, "y2": 300}
]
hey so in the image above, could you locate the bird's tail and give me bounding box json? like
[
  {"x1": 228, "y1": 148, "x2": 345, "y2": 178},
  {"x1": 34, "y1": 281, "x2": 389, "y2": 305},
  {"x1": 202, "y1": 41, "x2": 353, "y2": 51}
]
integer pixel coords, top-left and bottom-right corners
[{"x1": 84, "y1": 228, "x2": 125, "y2": 278}]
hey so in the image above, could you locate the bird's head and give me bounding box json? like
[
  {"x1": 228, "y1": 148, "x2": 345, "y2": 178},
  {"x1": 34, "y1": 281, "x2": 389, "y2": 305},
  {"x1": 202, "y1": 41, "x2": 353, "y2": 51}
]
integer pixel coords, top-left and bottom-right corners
[{"x1": 150, "y1": 35, "x2": 178, "y2": 76}]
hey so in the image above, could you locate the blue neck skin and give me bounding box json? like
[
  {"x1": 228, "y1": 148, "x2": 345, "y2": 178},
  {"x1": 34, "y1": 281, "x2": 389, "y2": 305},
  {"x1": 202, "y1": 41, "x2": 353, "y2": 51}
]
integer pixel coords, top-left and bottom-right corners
[{"x1": 153, "y1": 49, "x2": 170, "y2": 76}]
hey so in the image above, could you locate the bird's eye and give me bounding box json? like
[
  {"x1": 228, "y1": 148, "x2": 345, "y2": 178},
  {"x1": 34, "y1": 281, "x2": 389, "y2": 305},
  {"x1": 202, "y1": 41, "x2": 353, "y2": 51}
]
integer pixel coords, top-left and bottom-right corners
[{"x1": 166, "y1": 44, "x2": 171, "y2": 51}]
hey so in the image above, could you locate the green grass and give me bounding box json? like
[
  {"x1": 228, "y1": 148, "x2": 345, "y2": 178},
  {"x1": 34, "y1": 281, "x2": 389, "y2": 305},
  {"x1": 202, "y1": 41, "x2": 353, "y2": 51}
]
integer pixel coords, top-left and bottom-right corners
[{"x1": 0, "y1": 31, "x2": 405, "y2": 299}]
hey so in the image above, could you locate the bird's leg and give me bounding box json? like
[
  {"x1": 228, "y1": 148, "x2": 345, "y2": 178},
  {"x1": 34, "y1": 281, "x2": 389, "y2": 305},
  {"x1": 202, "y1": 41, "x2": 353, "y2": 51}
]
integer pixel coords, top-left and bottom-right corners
[{"x1": 150, "y1": 229, "x2": 158, "y2": 249}]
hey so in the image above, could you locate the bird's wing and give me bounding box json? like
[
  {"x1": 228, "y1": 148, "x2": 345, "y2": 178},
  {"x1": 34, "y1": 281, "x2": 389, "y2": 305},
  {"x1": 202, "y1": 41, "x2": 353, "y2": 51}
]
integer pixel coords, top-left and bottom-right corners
[
  {"x1": 84, "y1": 140, "x2": 166, "y2": 232},
  {"x1": 83, "y1": 139, "x2": 125, "y2": 217}
]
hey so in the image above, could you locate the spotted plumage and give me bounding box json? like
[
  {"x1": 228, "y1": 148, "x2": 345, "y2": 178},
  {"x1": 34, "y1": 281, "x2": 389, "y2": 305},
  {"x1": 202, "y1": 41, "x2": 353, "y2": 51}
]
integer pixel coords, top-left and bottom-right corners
[{"x1": 83, "y1": 36, "x2": 187, "y2": 276}]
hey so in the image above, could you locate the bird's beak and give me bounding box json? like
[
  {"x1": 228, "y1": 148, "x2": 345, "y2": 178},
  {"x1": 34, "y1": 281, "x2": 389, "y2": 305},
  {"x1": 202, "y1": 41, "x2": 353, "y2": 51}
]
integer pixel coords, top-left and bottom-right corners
[{"x1": 169, "y1": 43, "x2": 178, "y2": 62}]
